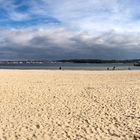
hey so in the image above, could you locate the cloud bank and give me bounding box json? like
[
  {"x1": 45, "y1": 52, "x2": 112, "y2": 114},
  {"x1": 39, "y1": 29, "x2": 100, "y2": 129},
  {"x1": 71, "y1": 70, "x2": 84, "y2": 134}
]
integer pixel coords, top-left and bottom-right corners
[
  {"x1": 0, "y1": 0, "x2": 140, "y2": 59},
  {"x1": 0, "y1": 26, "x2": 140, "y2": 60}
]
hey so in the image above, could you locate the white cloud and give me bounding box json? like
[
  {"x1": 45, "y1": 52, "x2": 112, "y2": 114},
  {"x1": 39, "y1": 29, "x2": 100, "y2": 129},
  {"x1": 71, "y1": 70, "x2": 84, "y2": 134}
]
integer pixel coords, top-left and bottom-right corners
[
  {"x1": 1, "y1": 0, "x2": 140, "y2": 33},
  {"x1": 1, "y1": 26, "x2": 140, "y2": 49},
  {"x1": 0, "y1": 26, "x2": 140, "y2": 59},
  {"x1": 36, "y1": 0, "x2": 140, "y2": 33},
  {"x1": 0, "y1": 0, "x2": 140, "y2": 59}
]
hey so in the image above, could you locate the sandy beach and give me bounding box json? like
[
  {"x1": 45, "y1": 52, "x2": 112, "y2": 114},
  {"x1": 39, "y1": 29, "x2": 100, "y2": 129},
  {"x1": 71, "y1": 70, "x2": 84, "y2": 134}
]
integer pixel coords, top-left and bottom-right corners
[{"x1": 0, "y1": 70, "x2": 140, "y2": 140}]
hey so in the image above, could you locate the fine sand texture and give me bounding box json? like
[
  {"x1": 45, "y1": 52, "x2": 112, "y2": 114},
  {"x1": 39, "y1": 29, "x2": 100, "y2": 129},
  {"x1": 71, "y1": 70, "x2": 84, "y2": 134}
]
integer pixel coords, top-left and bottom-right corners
[{"x1": 0, "y1": 70, "x2": 140, "y2": 140}]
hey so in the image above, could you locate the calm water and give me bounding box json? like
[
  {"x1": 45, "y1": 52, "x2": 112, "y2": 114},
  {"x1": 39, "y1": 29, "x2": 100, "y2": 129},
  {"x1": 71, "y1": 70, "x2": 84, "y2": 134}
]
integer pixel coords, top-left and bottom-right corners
[{"x1": 0, "y1": 63, "x2": 140, "y2": 70}]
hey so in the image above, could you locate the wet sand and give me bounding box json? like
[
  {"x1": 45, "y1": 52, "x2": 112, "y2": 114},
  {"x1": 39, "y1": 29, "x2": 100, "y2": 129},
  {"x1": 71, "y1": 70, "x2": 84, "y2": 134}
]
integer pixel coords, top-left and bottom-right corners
[{"x1": 0, "y1": 70, "x2": 140, "y2": 140}]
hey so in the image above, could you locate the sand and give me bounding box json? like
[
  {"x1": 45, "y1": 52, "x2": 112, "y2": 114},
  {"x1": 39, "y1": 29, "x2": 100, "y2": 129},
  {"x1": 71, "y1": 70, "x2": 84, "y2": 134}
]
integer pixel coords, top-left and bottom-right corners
[{"x1": 0, "y1": 70, "x2": 140, "y2": 140}]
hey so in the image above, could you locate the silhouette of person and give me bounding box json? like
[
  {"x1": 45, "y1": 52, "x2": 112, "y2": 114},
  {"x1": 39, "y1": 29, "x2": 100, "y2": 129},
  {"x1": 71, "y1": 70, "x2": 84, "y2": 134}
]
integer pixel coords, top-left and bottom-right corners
[{"x1": 113, "y1": 66, "x2": 115, "y2": 70}]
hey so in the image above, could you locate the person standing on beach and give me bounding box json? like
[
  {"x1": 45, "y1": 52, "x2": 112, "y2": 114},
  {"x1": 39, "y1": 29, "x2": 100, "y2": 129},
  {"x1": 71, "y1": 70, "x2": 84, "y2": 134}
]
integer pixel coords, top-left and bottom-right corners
[{"x1": 113, "y1": 66, "x2": 115, "y2": 70}]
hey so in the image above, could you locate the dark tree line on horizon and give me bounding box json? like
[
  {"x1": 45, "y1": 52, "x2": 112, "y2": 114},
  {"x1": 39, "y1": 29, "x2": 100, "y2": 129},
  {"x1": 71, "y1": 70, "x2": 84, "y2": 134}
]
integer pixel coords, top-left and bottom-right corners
[
  {"x1": 57, "y1": 59, "x2": 140, "y2": 64},
  {"x1": 0, "y1": 59, "x2": 140, "y2": 65}
]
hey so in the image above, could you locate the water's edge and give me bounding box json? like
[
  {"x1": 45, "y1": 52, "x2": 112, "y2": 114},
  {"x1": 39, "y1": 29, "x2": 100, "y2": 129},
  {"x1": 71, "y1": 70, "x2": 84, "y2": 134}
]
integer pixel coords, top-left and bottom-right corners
[{"x1": 0, "y1": 63, "x2": 140, "y2": 70}]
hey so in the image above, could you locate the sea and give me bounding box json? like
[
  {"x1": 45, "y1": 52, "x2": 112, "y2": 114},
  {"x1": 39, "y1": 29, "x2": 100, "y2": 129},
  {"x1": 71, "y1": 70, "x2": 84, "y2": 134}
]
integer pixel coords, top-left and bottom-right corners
[{"x1": 0, "y1": 63, "x2": 140, "y2": 70}]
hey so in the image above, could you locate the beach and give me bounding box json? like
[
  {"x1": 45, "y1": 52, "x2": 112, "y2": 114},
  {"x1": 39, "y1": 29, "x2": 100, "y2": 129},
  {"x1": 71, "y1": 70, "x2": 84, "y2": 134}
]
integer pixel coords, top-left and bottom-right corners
[{"x1": 0, "y1": 70, "x2": 140, "y2": 140}]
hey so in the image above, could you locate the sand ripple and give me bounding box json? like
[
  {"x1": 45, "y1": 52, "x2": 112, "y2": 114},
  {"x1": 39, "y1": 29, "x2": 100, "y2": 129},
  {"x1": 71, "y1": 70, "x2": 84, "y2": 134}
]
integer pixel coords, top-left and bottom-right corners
[{"x1": 0, "y1": 70, "x2": 140, "y2": 140}]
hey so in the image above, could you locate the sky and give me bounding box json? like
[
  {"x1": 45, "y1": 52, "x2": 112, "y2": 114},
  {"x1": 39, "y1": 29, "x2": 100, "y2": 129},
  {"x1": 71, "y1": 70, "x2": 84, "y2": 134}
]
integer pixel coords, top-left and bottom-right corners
[{"x1": 0, "y1": 0, "x2": 140, "y2": 60}]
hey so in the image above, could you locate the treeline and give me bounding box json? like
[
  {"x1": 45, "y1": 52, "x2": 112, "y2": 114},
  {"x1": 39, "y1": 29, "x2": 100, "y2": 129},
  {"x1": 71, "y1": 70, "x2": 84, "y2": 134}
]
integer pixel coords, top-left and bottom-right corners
[
  {"x1": 57, "y1": 59, "x2": 140, "y2": 64},
  {"x1": 0, "y1": 59, "x2": 140, "y2": 64}
]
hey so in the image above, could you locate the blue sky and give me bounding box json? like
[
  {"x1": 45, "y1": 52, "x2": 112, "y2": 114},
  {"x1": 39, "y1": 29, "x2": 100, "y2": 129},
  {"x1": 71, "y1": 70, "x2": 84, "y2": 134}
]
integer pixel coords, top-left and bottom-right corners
[{"x1": 0, "y1": 0, "x2": 140, "y2": 60}]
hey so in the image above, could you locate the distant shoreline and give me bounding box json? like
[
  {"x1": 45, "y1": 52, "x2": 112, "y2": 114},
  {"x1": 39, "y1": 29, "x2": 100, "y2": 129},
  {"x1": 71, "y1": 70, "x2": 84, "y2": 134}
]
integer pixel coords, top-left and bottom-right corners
[
  {"x1": 0, "y1": 59, "x2": 140, "y2": 64},
  {"x1": 0, "y1": 60, "x2": 140, "y2": 70}
]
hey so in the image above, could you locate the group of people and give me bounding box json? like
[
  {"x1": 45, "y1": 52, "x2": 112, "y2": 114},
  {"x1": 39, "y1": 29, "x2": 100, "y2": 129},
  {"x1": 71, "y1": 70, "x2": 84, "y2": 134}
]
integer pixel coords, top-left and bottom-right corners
[
  {"x1": 107, "y1": 66, "x2": 116, "y2": 70},
  {"x1": 59, "y1": 66, "x2": 131, "y2": 70},
  {"x1": 107, "y1": 66, "x2": 131, "y2": 70}
]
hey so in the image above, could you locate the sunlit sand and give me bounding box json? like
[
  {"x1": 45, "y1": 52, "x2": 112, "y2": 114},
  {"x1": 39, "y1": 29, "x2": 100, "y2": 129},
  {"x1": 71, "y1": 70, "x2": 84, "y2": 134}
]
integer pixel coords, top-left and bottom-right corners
[{"x1": 0, "y1": 70, "x2": 140, "y2": 140}]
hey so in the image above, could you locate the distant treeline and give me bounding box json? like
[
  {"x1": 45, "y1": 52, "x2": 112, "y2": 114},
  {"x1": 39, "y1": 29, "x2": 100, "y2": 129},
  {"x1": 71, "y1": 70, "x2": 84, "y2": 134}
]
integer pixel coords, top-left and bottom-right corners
[
  {"x1": 57, "y1": 59, "x2": 140, "y2": 64},
  {"x1": 0, "y1": 59, "x2": 140, "y2": 65}
]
